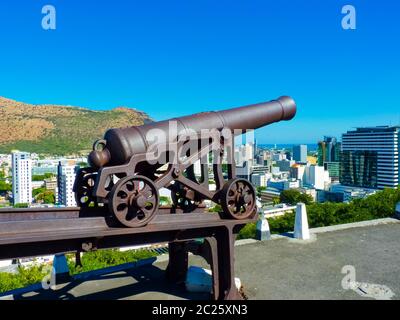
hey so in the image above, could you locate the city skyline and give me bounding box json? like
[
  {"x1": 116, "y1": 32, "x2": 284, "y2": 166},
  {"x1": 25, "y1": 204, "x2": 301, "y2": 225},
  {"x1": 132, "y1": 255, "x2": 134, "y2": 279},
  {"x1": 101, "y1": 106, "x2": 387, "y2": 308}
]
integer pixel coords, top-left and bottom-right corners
[{"x1": 0, "y1": 0, "x2": 399, "y2": 144}]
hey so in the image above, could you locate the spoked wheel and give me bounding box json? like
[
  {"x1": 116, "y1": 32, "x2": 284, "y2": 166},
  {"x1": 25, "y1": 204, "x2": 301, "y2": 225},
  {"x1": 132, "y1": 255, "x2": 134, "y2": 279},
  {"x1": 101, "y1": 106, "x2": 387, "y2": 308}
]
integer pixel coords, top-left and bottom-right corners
[
  {"x1": 220, "y1": 178, "x2": 256, "y2": 220},
  {"x1": 108, "y1": 175, "x2": 159, "y2": 227},
  {"x1": 74, "y1": 169, "x2": 98, "y2": 207},
  {"x1": 171, "y1": 182, "x2": 202, "y2": 213}
]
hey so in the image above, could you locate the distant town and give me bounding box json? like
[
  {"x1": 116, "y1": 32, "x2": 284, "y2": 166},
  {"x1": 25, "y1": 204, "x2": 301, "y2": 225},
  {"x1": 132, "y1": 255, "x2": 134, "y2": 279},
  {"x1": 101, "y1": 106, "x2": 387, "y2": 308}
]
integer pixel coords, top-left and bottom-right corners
[{"x1": 2, "y1": 125, "x2": 399, "y2": 215}]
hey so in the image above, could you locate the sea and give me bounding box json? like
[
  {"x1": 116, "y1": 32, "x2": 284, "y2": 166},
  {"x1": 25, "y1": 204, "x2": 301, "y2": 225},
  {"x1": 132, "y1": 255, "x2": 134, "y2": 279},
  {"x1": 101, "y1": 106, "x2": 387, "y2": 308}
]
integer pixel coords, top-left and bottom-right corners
[{"x1": 258, "y1": 144, "x2": 318, "y2": 152}]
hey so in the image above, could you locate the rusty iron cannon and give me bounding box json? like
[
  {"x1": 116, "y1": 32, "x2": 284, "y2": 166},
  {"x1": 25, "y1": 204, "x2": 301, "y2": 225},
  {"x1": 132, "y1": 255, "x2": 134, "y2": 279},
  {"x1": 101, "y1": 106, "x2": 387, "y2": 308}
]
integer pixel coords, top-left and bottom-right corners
[{"x1": 73, "y1": 96, "x2": 296, "y2": 227}]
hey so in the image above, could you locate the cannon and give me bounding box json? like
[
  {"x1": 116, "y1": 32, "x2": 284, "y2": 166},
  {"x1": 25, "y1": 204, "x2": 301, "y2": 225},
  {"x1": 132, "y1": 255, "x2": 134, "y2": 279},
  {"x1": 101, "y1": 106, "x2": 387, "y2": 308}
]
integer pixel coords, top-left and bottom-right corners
[{"x1": 73, "y1": 96, "x2": 296, "y2": 227}]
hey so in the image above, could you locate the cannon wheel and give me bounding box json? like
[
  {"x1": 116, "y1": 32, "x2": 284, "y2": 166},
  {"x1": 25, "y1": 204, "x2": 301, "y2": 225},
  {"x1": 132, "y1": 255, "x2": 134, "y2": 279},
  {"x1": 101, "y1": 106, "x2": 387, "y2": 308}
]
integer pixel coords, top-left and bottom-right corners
[
  {"x1": 220, "y1": 178, "x2": 256, "y2": 220},
  {"x1": 75, "y1": 170, "x2": 98, "y2": 207},
  {"x1": 108, "y1": 175, "x2": 159, "y2": 227}
]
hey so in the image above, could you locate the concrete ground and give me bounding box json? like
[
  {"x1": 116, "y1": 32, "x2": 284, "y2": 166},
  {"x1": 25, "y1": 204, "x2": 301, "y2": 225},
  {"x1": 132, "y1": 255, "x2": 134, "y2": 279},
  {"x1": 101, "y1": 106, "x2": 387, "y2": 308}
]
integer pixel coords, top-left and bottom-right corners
[
  {"x1": 3, "y1": 221, "x2": 400, "y2": 300},
  {"x1": 233, "y1": 222, "x2": 400, "y2": 300}
]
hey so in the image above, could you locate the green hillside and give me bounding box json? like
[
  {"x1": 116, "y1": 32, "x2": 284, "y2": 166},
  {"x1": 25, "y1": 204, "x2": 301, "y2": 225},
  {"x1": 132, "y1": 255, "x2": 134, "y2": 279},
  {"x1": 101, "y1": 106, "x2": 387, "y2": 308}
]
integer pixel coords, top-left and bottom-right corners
[{"x1": 0, "y1": 97, "x2": 152, "y2": 155}]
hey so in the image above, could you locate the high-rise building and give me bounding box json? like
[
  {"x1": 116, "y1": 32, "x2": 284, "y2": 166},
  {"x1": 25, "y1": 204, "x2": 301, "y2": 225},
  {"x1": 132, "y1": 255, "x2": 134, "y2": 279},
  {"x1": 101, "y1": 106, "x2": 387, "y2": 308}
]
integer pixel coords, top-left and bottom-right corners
[
  {"x1": 318, "y1": 136, "x2": 341, "y2": 165},
  {"x1": 272, "y1": 152, "x2": 286, "y2": 161},
  {"x1": 318, "y1": 136, "x2": 341, "y2": 182},
  {"x1": 12, "y1": 151, "x2": 32, "y2": 205},
  {"x1": 255, "y1": 154, "x2": 264, "y2": 166},
  {"x1": 251, "y1": 173, "x2": 266, "y2": 187},
  {"x1": 57, "y1": 162, "x2": 78, "y2": 207},
  {"x1": 293, "y1": 145, "x2": 307, "y2": 163},
  {"x1": 276, "y1": 159, "x2": 295, "y2": 172},
  {"x1": 234, "y1": 143, "x2": 254, "y2": 166},
  {"x1": 236, "y1": 161, "x2": 252, "y2": 180},
  {"x1": 340, "y1": 126, "x2": 399, "y2": 189},
  {"x1": 324, "y1": 162, "x2": 340, "y2": 182},
  {"x1": 304, "y1": 165, "x2": 331, "y2": 190},
  {"x1": 290, "y1": 163, "x2": 306, "y2": 182}
]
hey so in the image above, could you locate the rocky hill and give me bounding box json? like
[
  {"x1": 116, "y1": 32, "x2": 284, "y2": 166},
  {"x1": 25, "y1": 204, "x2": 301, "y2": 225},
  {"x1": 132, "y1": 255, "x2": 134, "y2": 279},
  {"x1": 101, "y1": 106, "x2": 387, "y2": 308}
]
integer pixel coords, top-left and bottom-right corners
[{"x1": 0, "y1": 97, "x2": 152, "y2": 155}]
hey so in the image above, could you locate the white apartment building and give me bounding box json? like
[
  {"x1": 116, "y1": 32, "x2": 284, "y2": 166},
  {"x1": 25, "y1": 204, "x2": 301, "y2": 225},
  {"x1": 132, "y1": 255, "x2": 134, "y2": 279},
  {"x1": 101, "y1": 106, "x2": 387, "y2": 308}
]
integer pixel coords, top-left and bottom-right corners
[
  {"x1": 290, "y1": 164, "x2": 306, "y2": 181},
  {"x1": 251, "y1": 173, "x2": 267, "y2": 187},
  {"x1": 234, "y1": 143, "x2": 254, "y2": 166},
  {"x1": 236, "y1": 160, "x2": 252, "y2": 180},
  {"x1": 304, "y1": 165, "x2": 331, "y2": 190},
  {"x1": 12, "y1": 152, "x2": 32, "y2": 205},
  {"x1": 57, "y1": 163, "x2": 78, "y2": 207}
]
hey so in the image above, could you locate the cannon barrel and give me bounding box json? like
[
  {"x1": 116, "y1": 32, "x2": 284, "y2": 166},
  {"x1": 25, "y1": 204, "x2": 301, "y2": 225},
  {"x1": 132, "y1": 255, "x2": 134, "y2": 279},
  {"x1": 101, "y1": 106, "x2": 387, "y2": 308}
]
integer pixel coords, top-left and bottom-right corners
[{"x1": 89, "y1": 96, "x2": 296, "y2": 167}]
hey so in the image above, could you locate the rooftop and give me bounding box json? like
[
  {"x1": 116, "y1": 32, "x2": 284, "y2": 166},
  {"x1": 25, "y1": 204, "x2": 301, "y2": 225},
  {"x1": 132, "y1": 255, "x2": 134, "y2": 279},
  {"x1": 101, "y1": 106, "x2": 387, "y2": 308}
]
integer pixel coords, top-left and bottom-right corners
[{"x1": 1, "y1": 219, "x2": 399, "y2": 300}]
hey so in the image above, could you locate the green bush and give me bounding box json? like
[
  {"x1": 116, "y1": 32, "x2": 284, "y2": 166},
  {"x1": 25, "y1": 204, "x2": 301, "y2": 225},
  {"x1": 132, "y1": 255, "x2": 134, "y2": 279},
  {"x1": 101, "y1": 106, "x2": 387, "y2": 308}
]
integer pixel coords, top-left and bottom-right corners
[
  {"x1": 256, "y1": 186, "x2": 266, "y2": 197},
  {"x1": 0, "y1": 265, "x2": 48, "y2": 293},
  {"x1": 0, "y1": 249, "x2": 159, "y2": 294},
  {"x1": 236, "y1": 223, "x2": 257, "y2": 240},
  {"x1": 67, "y1": 249, "x2": 158, "y2": 275},
  {"x1": 34, "y1": 190, "x2": 55, "y2": 204},
  {"x1": 208, "y1": 204, "x2": 222, "y2": 213},
  {"x1": 159, "y1": 196, "x2": 171, "y2": 206},
  {"x1": 268, "y1": 212, "x2": 296, "y2": 234},
  {"x1": 13, "y1": 203, "x2": 29, "y2": 208},
  {"x1": 280, "y1": 189, "x2": 314, "y2": 205},
  {"x1": 0, "y1": 180, "x2": 11, "y2": 192},
  {"x1": 33, "y1": 187, "x2": 46, "y2": 197},
  {"x1": 237, "y1": 187, "x2": 400, "y2": 240},
  {"x1": 32, "y1": 173, "x2": 54, "y2": 181}
]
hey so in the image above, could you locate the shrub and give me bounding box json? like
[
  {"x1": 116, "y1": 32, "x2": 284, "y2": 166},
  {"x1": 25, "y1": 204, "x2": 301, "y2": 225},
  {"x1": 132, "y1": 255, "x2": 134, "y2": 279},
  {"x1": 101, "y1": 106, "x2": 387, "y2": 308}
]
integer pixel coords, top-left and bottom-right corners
[
  {"x1": 13, "y1": 203, "x2": 29, "y2": 208},
  {"x1": 0, "y1": 265, "x2": 48, "y2": 293},
  {"x1": 236, "y1": 223, "x2": 257, "y2": 240},
  {"x1": 67, "y1": 249, "x2": 158, "y2": 275},
  {"x1": 280, "y1": 189, "x2": 313, "y2": 205},
  {"x1": 237, "y1": 187, "x2": 400, "y2": 240},
  {"x1": 0, "y1": 249, "x2": 159, "y2": 294}
]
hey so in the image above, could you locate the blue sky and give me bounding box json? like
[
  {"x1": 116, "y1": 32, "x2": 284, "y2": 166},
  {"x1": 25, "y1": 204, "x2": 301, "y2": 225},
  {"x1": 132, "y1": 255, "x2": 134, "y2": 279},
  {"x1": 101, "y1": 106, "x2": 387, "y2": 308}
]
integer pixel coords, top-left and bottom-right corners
[{"x1": 0, "y1": 0, "x2": 399, "y2": 144}]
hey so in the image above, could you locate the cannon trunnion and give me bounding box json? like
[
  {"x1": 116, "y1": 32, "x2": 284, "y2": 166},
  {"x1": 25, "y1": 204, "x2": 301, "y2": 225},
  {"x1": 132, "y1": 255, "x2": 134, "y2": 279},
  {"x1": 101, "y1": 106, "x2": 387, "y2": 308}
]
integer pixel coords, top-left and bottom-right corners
[{"x1": 73, "y1": 96, "x2": 297, "y2": 227}]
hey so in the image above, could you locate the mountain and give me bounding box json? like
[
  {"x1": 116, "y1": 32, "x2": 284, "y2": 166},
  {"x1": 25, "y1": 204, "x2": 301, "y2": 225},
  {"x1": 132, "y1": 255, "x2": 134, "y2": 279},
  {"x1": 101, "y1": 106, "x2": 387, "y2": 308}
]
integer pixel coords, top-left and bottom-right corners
[{"x1": 0, "y1": 97, "x2": 152, "y2": 155}]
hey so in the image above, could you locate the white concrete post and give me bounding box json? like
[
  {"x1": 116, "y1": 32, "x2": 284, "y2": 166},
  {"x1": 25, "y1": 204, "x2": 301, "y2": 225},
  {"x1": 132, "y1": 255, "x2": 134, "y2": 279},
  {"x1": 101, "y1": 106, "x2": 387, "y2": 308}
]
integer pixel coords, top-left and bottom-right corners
[
  {"x1": 256, "y1": 211, "x2": 271, "y2": 241},
  {"x1": 294, "y1": 203, "x2": 310, "y2": 240}
]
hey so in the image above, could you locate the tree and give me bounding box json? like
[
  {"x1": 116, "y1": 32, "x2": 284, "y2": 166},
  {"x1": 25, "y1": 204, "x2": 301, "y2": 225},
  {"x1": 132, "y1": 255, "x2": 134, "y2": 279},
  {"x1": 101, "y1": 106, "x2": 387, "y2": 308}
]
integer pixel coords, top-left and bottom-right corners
[
  {"x1": 298, "y1": 193, "x2": 314, "y2": 205},
  {"x1": 272, "y1": 197, "x2": 281, "y2": 206},
  {"x1": 256, "y1": 186, "x2": 266, "y2": 197},
  {"x1": 0, "y1": 180, "x2": 11, "y2": 192},
  {"x1": 35, "y1": 190, "x2": 55, "y2": 204},
  {"x1": 32, "y1": 173, "x2": 54, "y2": 181},
  {"x1": 280, "y1": 189, "x2": 313, "y2": 205}
]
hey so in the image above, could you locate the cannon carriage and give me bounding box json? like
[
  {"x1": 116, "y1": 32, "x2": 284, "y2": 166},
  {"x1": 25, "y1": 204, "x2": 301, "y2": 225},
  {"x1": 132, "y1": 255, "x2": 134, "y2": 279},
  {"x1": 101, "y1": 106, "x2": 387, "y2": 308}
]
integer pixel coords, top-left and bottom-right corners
[{"x1": 73, "y1": 96, "x2": 296, "y2": 227}]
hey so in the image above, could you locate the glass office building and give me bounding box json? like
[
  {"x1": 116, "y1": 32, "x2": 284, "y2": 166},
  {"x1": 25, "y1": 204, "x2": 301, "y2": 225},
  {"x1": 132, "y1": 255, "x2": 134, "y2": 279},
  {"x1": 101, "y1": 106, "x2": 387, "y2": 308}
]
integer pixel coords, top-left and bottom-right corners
[
  {"x1": 340, "y1": 126, "x2": 399, "y2": 189},
  {"x1": 318, "y1": 136, "x2": 341, "y2": 165},
  {"x1": 318, "y1": 136, "x2": 341, "y2": 181}
]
